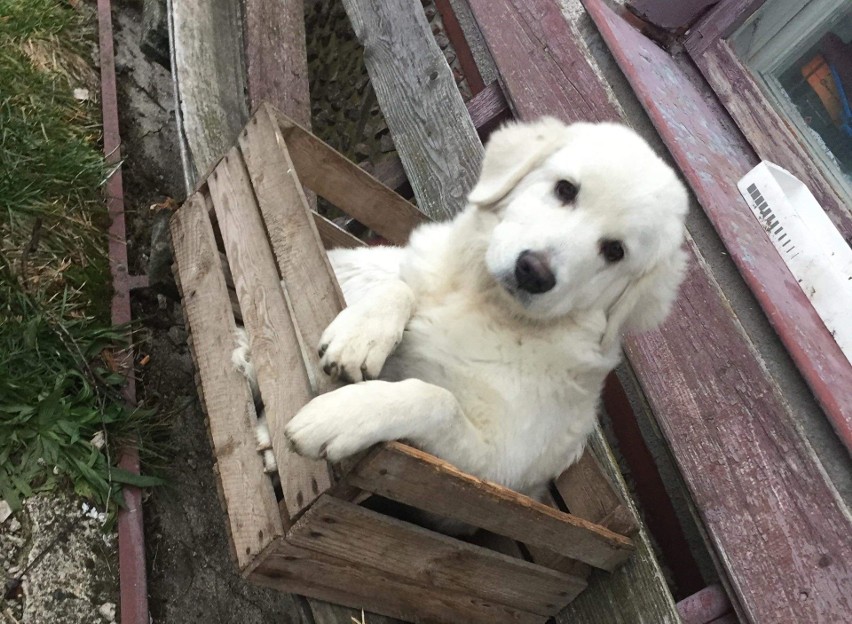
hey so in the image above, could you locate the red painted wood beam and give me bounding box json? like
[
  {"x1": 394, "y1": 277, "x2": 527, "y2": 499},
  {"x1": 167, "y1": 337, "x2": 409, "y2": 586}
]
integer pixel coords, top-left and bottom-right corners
[
  {"x1": 676, "y1": 584, "x2": 735, "y2": 624},
  {"x1": 97, "y1": 1, "x2": 148, "y2": 623},
  {"x1": 434, "y1": 0, "x2": 486, "y2": 96}
]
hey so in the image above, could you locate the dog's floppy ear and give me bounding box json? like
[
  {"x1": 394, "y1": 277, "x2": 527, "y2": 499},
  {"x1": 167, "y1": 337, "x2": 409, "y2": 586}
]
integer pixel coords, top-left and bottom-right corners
[
  {"x1": 468, "y1": 117, "x2": 569, "y2": 207},
  {"x1": 601, "y1": 243, "x2": 688, "y2": 351}
]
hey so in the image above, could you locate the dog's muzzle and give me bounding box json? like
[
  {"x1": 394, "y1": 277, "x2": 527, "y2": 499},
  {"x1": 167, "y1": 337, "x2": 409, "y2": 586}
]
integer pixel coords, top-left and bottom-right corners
[{"x1": 514, "y1": 250, "x2": 556, "y2": 294}]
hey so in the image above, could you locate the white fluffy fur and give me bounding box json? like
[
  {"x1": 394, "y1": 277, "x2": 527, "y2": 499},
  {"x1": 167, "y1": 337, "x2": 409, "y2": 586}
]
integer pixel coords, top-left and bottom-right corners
[{"x1": 240, "y1": 117, "x2": 688, "y2": 500}]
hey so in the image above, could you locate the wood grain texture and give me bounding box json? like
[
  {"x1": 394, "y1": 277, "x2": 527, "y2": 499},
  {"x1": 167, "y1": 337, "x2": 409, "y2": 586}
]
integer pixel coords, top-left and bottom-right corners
[
  {"x1": 312, "y1": 213, "x2": 365, "y2": 250},
  {"x1": 345, "y1": 442, "x2": 634, "y2": 571},
  {"x1": 555, "y1": 448, "x2": 637, "y2": 536},
  {"x1": 242, "y1": 0, "x2": 310, "y2": 125},
  {"x1": 693, "y1": 39, "x2": 852, "y2": 239},
  {"x1": 467, "y1": 81, "x2": 512, "y2": 140},
  {"x1": 171, "y1": 0, "x2": 248, "y2": 177},
  {"x1": 239, "y1": 106, "x2": 345, "y2": 398},
  {"x1": 251, "y1": 541, "x2": 543, "y2": 624},
  {"x1": 208, "y1": 148, "x2": 332, "y2": 519},
  {"x1": 584, "y1": 0, "x2": 852, "y2": 452},
  {"x1": 627, "y1": 0, "x2": 718, "y2": 31},
  {"x1": 274, "y1": 112, "x2": 427, "y2": 245},
  {"x1": 340, "y1": 0, "x2": 485, "y2": 220},
  {"x1": 684, "y1": 0, "x2": 766, "y2": 57},
  {"x1": 434, "y1": 0, "x2": 486, "y2": 95},
  {"x1": 169, "y1": 194, "x2": 283, "y2": 571},
  {"x1": 291, "y1": 496, "x2": 585, "y2": 616},
  {"x1": 468, "y1": 0, "x2": 618, "y2": 124},
  {"x1": 582, "y1": 3, "x2": 852, "y2": 621}
]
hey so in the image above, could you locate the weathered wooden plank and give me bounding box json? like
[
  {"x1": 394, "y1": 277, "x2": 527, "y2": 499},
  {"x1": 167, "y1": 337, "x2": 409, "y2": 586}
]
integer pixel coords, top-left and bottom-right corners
[
  {"x1": 627, "y1": 0, "x2": 718, "y2": 32},
  {"x1": 290, "y1": 496, "x2": 586, "y2": 616},
  {"x1": 467, "y1": 81, "x2": 511, "y2": 140},
  {"x1": 274, "y1": 112, "x2": 427, "y2": 245},
  {"x1": 251, "y1": 542, "x2": 542, "y2": 624},
  {"x1": 239, "y1": 106, "x2": 345, "y2": 397},
  {"x1": 340, "y1": 0, "x2": 485, "y2": 220},
  {"x1": 208, "y1": 148, "x2": 332, "y2": 519},
  {"x1": 684, "y1": 0, "x2": 765, "y2": 57},
  {"x1": 242, "y1": 0, "x2": 311, "y2": 125},
  {"x1": 468, "y1": 0, "x2": 618, "y2": 124},
  {"x1": 555, "y1": 448, "x2": 637, "y2": 536},
  {"x1": 171, "y1": 0, "x2": 248, "y2": 178},
  {"x1": 308, "y1": 601, "x2": 397, "y2": 624},
  {"x1": 583, "y1": 0, "x2": 852, "y2": 454},
  {"x1": 170, "y1": 194, "x2": 283, "y2": 571},
  {"x1": 692, "y1": 39, "x2": 852, "y2": 240},
  {"x1": 345, "y1": 442, "x2": 633, "y2": 571},
  {"x1": 434, "y1": 0, "x2": 486, "y2": 95}
]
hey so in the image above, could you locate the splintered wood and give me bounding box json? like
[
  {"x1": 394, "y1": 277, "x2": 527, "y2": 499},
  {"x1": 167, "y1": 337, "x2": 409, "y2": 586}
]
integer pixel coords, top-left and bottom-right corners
[{"x1": 171, "y1": 105, "x2": 637, "y2": 623}]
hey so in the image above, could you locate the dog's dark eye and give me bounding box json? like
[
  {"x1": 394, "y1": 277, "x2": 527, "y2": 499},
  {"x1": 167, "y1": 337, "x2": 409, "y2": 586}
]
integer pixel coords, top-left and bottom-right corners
[
  {"x1": 600, "y1": 239, "x2": 625, "y2": 263},
  {"x1": 554, "y1": 180, "x2": 579, "y2": 204}
]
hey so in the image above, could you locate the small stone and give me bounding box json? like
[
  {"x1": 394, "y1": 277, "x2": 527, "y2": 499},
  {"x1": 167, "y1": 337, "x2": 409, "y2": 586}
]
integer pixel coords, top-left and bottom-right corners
[
  {"x1": 434, "y1": 34, "x2": 449, "y2": 49},
  {"x1": 0, "y1": 500, "x2": 11, "y2": 523},
  {"x1": 98, "y1": 602, "x2": 117, "y2": 621},
  {"x1": 167, "y1": 326, "x2": 187, "y2": 346},
  {"x1": 8, "y1": 518, "x2": 21, "y2": 533},
  {"x1": 380, "y1": 133, "x2": 395, "y2": 153},
  {"x1": 73, "y1": 88, "x2": 90, "y2": 101},
  {"x1": 186, "y1": 457, "x2": 197, "y2": 470}
]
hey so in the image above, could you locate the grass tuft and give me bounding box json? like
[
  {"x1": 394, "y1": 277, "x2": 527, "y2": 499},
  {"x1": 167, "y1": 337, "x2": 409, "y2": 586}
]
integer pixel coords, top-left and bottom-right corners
[{"x1": 0, "y1": 0, "x2": 158, "y2": 524}]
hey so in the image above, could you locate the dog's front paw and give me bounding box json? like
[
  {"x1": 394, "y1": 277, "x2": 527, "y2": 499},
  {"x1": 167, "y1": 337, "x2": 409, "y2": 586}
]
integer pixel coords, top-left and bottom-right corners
[
  {"x1": 318, "y1": 286, "x2": 411, "y2": 382},
  {"x1": 284, "y1": 384, "x2": 389, "y2": 461}
]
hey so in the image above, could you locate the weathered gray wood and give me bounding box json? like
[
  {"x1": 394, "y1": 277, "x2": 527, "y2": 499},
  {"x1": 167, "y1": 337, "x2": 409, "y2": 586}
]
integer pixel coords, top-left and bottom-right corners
[
  {"x1": 208, "y1": 148, "x2": 333, "y2": 519},
  {"x1": 170, "y1": 194, "x2": 283, "y2": 571},
  {"x1": 345, "y1": 442, "x2": 634, "y2": 571},
  {"x1": 274, "y1": 112, "x2": 427, "y2": 245},
  {"x1": 239, "y1": 106, "x2": 345, "y2": 398},
  {"x1": 290, "y1": 496, "x2": 586, "y2": 616},
  {"x1": 171, "y1": 0, "x2": 248, "y2": 179},
  {"x1": 251, "y1": 542, "x2": 542, "y2": 623},
  {"x1": 340, "y1": 0, "x2": 485, "y2": 220},
  {"x1": 243, "y1": 0, "x2": 311, "y2": 125}
]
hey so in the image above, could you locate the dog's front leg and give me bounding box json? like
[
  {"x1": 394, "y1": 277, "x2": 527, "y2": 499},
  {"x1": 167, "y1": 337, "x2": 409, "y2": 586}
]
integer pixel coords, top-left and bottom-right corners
[
  {"x1": 284, "y1": 379, "x2": 481, "y2": 463},
  {"x1": 319, "y1": 280, "x2": 414, "y2": 383}
]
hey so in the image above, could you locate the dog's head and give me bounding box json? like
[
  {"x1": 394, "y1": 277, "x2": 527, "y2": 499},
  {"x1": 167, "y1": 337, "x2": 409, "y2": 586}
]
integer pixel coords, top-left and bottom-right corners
[{"x1": 467, "y1": 117, "x2": 688, "y2": 346}]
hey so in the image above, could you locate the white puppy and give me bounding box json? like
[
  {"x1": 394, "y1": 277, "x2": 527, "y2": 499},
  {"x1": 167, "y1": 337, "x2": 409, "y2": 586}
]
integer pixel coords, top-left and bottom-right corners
[{"x1": 252, "y1": 117, "x2": 687, "y2": 501}]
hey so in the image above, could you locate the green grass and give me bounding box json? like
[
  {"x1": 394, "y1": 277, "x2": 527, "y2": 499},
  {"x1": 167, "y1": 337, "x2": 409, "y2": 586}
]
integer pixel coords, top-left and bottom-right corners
[{"x1": 0, "y1": 0, "x2": 160, "y2": 522}]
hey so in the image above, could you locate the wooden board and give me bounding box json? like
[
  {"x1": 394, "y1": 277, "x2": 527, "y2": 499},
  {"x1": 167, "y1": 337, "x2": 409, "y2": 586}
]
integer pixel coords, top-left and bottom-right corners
[
  {"x1": 555, "y1": 448, "x2": 636, "y2": 536},
  {"x1": 340, "y1": 0, "x2": 485, "y2": 220},
  {"x1": 239, "y1": 106, "x2": 346, "y2": 397},
  {"x1": 468, "y1": 0, "x2": 617, "y2": 124},
  {"x1": 274, "y1": 112, "x2": 427, "y2": 245},
  {"x1": 207, "y1": 149, "x2": 332, "y2": 519},
  {"x1": 171, "y1": 0, "x2": 248, "y2": 180},
  {"x1": 467, "y1": 81, "x2": 512, "y2": 140},
  {"x1": 684, "y1": 0, "x2": 764, "y2": 57},
  {"x1": 251, "y1": 542, "x2": 542, "y2": 624},
  {"x1": 583, "y1": 0, "x2": 852, "y2": 455},
  {"x1": 289, "y1": 496, "x2": 586, "y2": 616},
  {"x1": 170, "y1": 194, "x2": 283, "y2": 571},
  {"x1": 242, "y1": 0, "x2": 311, "y2": 125},
  {"x1": 344, "y1": 442, "x2": 634, "y2": 571}
]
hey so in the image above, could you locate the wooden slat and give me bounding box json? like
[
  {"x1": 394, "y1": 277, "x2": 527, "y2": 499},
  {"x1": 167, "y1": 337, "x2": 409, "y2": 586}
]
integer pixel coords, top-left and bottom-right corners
[
  {"x1": 584, "y1": 0, "x2": 852, "y2": 457},
  {"x1": 467, "y1": 81, "x2": 511, "y2": 140},
  {"x1": 345, "y1": 442, "x2": 633, "y2": 571},
  {"x1": 340, "y1": 0, "x2": 485, "y2": 220},
  {"x1": 239, "y1": 105, "x2": 345, "y2": 397},
  {"x1": 207, "y1": 148, "x2": 332, "y2": 519},
  {"x1": 273, "y1": 112, "x2": 427, "y2": 245},
  {"x1": 555, "y1": 448, "x2": 637, "y2": 536},
  {"x1": 524, "y1": 491, "x2": 592, "y2": 579},
  {"x1": 242, "y1": 0, "x2": 311, "y2": 126},
  {"x1": 171, "y1": 0, "x2": 248, "y2": 179},
  {"x1": 308, "y1": 601, "x2": 397, "y2": 624},
  {"x1": 289, "y1": 496, "x2": 585, "y2": 616},
  {"x1": 683, "y1": 0, "x2": 765, "y2": 57},
  {"x1": 169, "y1": 194, "x2": 283, "y2": 571},
  {"x1": 469, "y1": 0, "x2": 617, "y2": 124},
  {"x1": 251, "y1": 542, "x2": 542, "y2": 624}
]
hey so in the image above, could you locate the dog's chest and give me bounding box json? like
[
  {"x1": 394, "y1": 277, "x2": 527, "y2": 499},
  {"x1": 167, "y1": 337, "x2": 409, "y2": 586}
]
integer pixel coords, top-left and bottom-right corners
[{"x1": 382, "y1": 298, "x2": 603, "y2": 489}]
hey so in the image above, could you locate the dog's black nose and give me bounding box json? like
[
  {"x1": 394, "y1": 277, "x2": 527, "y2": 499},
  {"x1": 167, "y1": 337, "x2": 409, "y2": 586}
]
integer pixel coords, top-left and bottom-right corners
[{"x1": 514, "y1": 250, "x2": 555, "y2": 294}]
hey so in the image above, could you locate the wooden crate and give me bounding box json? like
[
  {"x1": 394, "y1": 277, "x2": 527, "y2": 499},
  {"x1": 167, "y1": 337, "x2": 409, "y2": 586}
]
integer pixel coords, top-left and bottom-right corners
[{"x1": 171, "y1": 104, "x2": 639, "y2": 624}]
